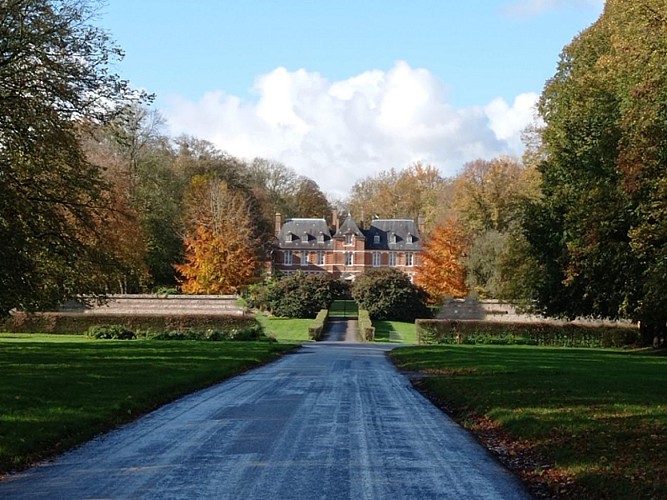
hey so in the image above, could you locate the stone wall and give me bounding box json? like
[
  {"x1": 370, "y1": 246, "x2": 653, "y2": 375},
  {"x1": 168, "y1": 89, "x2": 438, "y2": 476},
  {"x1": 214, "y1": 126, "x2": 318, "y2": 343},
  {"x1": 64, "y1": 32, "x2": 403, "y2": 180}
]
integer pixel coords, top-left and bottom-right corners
[
  {"x1": 437, "y1": 299, "x2": 634, "y2": 326},
  {"x1": 437, "y1": 299, "x2": 545, "y2": 322},
  {"x1": 58, "y1": 294, "x2": 246, "y2": 316}
]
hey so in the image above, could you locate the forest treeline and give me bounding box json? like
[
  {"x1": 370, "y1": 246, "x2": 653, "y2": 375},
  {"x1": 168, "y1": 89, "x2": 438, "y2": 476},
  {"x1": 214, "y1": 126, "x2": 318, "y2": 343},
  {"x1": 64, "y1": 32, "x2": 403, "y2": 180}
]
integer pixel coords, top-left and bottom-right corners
[{"x1": 1, "y1": 0, "x2": 665, "y2": 343}]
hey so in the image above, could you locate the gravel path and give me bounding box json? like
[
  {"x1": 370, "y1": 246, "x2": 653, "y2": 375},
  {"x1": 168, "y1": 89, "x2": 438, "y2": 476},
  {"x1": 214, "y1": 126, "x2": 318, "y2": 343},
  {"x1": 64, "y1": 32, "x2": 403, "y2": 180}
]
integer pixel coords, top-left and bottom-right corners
[{"x1": 0, "y1": 325, "x2": 530, "y2": 499}]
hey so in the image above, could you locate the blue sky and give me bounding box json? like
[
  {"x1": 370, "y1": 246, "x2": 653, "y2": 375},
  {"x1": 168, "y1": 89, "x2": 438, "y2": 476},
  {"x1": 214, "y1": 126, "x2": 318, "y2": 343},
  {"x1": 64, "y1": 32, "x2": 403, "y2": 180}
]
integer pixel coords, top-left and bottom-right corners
[{"x1": 100, "y1": 0, "x2": 604, "y2": 197}]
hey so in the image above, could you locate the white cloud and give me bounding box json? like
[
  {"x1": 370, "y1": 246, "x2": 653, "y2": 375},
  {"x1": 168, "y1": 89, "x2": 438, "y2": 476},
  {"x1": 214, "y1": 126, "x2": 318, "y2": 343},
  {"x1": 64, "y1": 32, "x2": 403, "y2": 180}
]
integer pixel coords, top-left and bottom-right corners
[
  {"x1": 485, "y1": 92, "x2": 540, "y2": 152},
  {"x1": 163, "y1": 61, "x2": 538, "y2": 198}
]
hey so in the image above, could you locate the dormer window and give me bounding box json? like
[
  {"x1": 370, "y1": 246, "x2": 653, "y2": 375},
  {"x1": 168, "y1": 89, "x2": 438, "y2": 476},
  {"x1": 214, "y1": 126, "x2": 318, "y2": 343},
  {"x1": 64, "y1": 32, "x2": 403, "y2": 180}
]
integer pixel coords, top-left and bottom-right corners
[
  {"x1": 373, "y1": 234, "x2": 380, "y2": 244},
  {"x1": 302, "y1": 232, "x2": 309, "y2": 243},
  {"x1": 390, "y1": 232, "x2": 397, "y2": 244},
  {"x1": 345, "y1": 234, "x2": 353, "y2": 245},
  {"x1": 407, "y1": 233, "x2": 413, "y2": 244},
  {"x1": 285, "y1": 232, "x2": 293, "y2": 243},
  {"x1": 318, "y1": 232, "x2": 325, "y2": 243}
]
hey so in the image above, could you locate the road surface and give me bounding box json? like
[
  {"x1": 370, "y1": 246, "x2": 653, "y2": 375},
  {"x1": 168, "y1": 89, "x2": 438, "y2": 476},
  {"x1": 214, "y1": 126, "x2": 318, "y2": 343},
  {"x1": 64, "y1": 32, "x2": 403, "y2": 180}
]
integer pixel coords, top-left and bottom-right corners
[{"x1": 0, "y1": 327, "x2": 530, "y2": 499}]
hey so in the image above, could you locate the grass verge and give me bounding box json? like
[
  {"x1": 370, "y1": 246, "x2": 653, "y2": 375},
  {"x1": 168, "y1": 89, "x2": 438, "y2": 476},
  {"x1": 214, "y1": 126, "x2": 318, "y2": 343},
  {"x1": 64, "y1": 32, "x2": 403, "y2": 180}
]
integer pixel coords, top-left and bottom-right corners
[
  {"x1": 0, "y1": 334, "x2": 293, "y2": 475},
  {"x1": 373, "y1": 321, "x2": 417, "y2": 344},
  {"x1": 389, "y1": 345, "x2": 667, "y2": 499},
  {"x1": 255, "y1": 314, "x2": 312, "y2": 342}
]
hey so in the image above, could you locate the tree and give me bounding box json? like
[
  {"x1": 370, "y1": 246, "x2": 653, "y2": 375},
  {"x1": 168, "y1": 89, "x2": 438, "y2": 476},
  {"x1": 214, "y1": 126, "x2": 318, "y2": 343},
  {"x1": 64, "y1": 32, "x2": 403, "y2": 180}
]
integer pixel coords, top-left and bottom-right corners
[
  {"x1": 258, "y1": 272, "x2": 343, "y2": 318},
  {"x1": 103, "y1": 106, "x2": 184, "y2": 288},
  {"x1": 175, "y1": 175, "x2": 260, "y2": 294},
  {"x1": 247, "y1": 158, "x2": 300, "y2": 218},
  {"x1": 81, "y1": 107, "x2": 184, "y2": 290},
  {"x1": 346, "y1": 163, "x2": 450, "y2": 231},
  {"x1": 0, "y1": 0, "x2": 144, "y2": 316},
  {"x1": 524, "y1": 0, "x2": 667, "y2": 343},
  {"x1": 452, "y1": 157, "x2": 540, "y2": 236},
  {"x1": 415, "y1": 221, "x2": 468, "y2": 302},
  {"x1": 351, "y1": 268, "x2": 431, "y2": 322},
  {"x1": 290, "y1": 177, "x2": 332, "y2": 219},
  {"x1": 448, "y1": 157, "x2": 541, "y2": 298}
]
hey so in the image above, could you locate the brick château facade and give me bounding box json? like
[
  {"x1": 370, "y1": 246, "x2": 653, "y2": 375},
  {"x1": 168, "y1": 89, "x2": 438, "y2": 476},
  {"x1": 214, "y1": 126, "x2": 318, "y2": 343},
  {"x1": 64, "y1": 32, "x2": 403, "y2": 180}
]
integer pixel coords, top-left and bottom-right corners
[{"x1": 269, "y1": 211, "x2": 424, "y2": 282}]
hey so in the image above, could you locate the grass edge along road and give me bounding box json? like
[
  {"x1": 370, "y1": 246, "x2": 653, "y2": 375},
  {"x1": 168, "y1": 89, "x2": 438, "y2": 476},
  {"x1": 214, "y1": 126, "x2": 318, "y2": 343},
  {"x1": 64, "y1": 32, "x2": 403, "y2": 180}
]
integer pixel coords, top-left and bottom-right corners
[
  {"x1": 390, "y1": 344, "x2": 667, "y2": 499},
  {"x1": 255, "y1": 314, "x2": 313, "y2": 342},
  {"x1": 0, "y1": 334, "x2": 294, "y2": 475},
  {"x1": 373, "y1": 321, "x2": 417, "y2": 344}
]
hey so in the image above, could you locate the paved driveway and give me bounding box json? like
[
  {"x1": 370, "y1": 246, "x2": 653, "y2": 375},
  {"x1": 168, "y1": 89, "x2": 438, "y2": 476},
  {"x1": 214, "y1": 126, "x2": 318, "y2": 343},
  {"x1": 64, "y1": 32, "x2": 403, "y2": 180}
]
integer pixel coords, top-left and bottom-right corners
[{"x1": 0, "y1": 333, "x2": 530, "y2": 499}]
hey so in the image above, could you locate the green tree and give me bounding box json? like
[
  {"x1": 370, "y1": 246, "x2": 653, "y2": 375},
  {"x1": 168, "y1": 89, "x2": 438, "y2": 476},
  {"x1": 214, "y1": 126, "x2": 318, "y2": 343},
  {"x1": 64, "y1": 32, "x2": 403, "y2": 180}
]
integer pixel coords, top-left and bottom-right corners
[
  {"x1": 464, "y1": 230, "x2": 506, "y2": 299},
  {"x1": 525, "y1": 0, "x2": 667, "y2": 343},
  {"x1": 450, "y1": 157, "x2": 541, "y2": 299},
  {"x1": 256, "y1": 272, "x2": 343, "y2": 318},
  {"x1": 351, "y1": 268, "x2": 431, "y2": 322},
  {"x1": 0, "y1": 0, "x2": 144, "y2": 316}
]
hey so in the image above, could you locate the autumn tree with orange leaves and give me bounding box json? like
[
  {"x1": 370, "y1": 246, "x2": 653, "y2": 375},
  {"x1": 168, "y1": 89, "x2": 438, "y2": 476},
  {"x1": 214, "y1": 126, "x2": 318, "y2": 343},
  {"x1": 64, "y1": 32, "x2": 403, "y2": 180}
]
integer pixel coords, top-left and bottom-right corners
[
  {"x1": 175, "y1": 175, "x2": 260, "y2": 294},
  {"x1": 415, "y1": 220, "x2": 469, "y2": 303}
]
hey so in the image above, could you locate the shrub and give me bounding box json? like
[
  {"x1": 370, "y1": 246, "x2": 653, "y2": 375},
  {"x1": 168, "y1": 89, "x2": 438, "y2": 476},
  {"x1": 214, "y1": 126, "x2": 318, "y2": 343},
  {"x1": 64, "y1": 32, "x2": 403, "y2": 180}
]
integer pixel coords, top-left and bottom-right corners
[
  {"x1": 141, "y1": 324, "x2": 263, "y2": 341},
  {"x1": 415, "y1": 320, "x2": 640, "y2": 348},
  {"x1": 263, "y1": 272, "x2": 345, "y2": 318},
  {"x1": 308, "y1": 309, "x2": 329, "y2": 340},
  {"x1": 351, "y1": 268, "x2": 431, "y2": 322},
  {"x1": 86, "y1": 325, "x2": 136, "y2": 340},
  {"x1": 3, "y1": 312, "x2": 263, "y2": 338},
  {"x1": 357, "y1": 309, "x2": 375, "y2": 341}
]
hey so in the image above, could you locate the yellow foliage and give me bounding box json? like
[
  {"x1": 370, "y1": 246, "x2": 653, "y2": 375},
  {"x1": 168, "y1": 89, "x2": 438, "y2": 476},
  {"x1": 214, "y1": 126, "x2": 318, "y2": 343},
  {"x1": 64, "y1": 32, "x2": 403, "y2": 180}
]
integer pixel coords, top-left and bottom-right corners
[
  {"x1": 415, "y1": 220, "x2": 468, "y2": 302},
  {"x1": 175, "y1": 176, "x2": 259, "y2": 295}
]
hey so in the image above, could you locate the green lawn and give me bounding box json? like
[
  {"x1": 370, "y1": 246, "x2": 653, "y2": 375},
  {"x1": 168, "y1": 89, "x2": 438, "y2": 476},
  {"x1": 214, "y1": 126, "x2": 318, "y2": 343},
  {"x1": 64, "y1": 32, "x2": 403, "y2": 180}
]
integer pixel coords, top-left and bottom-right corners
[
  {"x1": 373, "y1": 321, "x2": 417, "y2": 343},
  {"x1": 0, "y1": 335, "x2": 293, "y2": 474},
  {"x1": 255, "y1": 314, "x2": 313, "y2": 342},
  {"x1": 390, "y1": 345, "x2": 667, "y2": 499}
]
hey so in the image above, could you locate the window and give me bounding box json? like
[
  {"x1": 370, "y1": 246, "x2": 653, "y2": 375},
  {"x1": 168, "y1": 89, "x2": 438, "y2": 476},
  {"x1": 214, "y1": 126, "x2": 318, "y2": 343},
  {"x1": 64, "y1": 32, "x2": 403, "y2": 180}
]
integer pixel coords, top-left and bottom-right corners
[
  {"x1": 390, "y1": 232, "x2": 397, "y2": 244},
  {"x1": 318, "y1": 232, "x2": 325, "y2": 243},
  {"x1": 345, "y1": 234, "x2": 353, "y2": 246},
  {"x1": 284, "y1": 250, "x2": 293, "y2": 266},
  {"x1": 406, "y1": 252, "x2": 414, "y2": 266},
  {"x1": 406, "y1": 233, "x2": 413, "y2": 244},
  {"x1": 373, "y1": 252, "x2": 381, "y2": 267},
  {"x1": 388, "y1": 252, "x2": 396, "y2": 266},
  {"x1": 345, "y1": 252, "x2": 353, "y2": 266},
  {"x1": 285, "y1": 233, "x2": 293, "y2": 243},
  {"x1": 301, "y1": 251, "x2": 308, "y2": 266},
  {"x1": 373, "y1": 234, "x2": 380, "y2": 244},
  {"x1": 317, "y1": 251, "x2": 325, "y2": 266}
]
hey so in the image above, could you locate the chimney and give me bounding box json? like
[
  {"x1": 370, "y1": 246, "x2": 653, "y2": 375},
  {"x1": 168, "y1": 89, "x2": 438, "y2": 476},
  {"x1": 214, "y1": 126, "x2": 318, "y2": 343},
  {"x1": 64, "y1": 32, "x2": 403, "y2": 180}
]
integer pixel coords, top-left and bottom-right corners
[
  {"x1": 332, "y1": 209, "x2": 339, "y2": 234},
  {"x1": 418, "y1": 214, "x2": 425, "y2": 236},
  {"x1": 275, "y1": 212, "x2": 283, "y2": 237}
]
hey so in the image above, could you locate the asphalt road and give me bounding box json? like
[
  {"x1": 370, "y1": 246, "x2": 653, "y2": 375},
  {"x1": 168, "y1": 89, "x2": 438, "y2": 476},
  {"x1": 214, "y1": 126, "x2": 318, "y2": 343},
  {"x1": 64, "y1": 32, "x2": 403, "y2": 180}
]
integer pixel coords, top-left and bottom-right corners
[{"x1": 1, "y1": 324, "x2": 530, "y2": 499}]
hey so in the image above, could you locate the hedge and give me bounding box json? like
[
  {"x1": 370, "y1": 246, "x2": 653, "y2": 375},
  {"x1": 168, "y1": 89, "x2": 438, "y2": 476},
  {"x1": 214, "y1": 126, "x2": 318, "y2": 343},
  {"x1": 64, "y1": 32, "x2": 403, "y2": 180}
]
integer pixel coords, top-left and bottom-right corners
[
  {"x1": 415, "y1": 320, "x2": 640, "y2": 348},
  {"x1": 308, "y1": 309, "x2": 329, "y2": 341},
  {"x1": 3, "y1": 312, "x2": 262, "y2": 337},
  {"x1": 357, "y1": 309, "x2": 375, "y2": 342}
]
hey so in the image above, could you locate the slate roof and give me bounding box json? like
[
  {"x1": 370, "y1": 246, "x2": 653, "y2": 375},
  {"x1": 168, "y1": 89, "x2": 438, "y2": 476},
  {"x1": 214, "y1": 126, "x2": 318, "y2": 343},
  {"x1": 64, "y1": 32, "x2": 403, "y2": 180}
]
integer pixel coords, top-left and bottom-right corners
[
  {"x1": 278, "y1": 218, "x2": 333, "y2": 249},
  {"x1": 364, "y1": 219, "x2": 422, "y2": 250},
  {"x1": 335, "y1": 214, "x2": 365, "y2": 239},
  {"x1": 276, "y1": 215, "x2": 422, "y2": 251}
]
